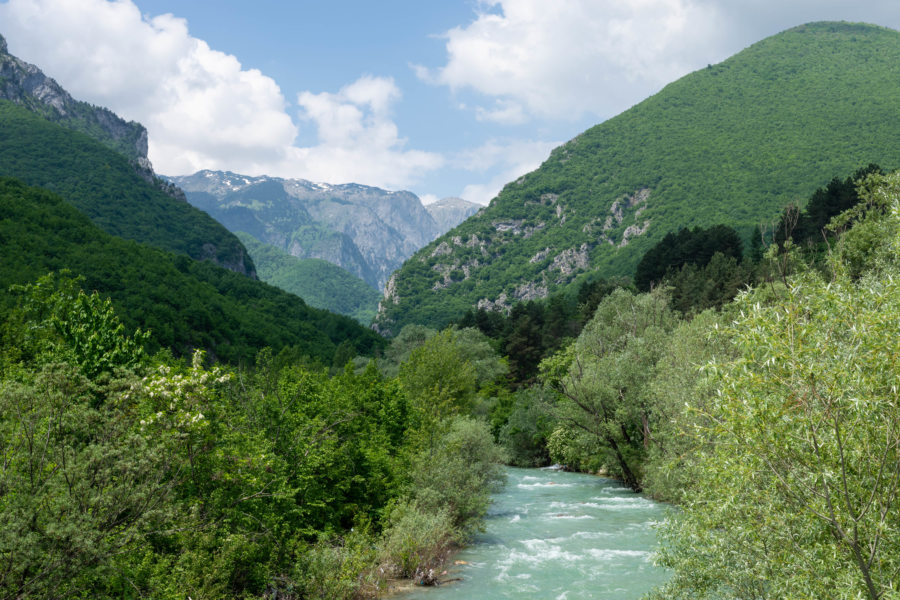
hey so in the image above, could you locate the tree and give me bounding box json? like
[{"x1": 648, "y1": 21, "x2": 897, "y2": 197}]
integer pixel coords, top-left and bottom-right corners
[
  {"x1": 653, "y1": 173, "x2": 900, "y2": 599},
  {"x1": 398, "y1": 329, "x2": 477, "y2": 448},
  {"x1": 3, "y1": 271, "x2": 148, "y2": 377},
  {"x1": 541, "y1": 287, "x2": 678, "y2": 491}
]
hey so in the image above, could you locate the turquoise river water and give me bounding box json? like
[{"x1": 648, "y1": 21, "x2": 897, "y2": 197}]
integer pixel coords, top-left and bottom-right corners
[{"x1": 400, "y1": 466, "x2": 670, "y2": 599}]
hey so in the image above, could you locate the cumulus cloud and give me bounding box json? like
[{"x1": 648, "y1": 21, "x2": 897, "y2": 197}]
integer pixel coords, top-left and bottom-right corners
[
  {"x1": 417, "y1": 0, "x2": 725, "y2": 123},
  {"x1": 0, "y1": 0, "x2": 296, "y2": 175},
  {"x1": 0, "y1": 0, "x2": 442, "y2": 189},
  {"x1": 454, "y1": 138, "x2": 560, "y2": 205},
  {"x1": 281, "y1": 76, "x2": 443, "y2": 188},
  {"x1": 420, "y1": 0, "x2": 900, "y2": 123}
]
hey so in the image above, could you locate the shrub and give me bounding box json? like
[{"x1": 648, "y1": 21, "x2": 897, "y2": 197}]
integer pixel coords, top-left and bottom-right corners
[{"x1": 378, "y1": 499, "x2": 459, "y2": 581}]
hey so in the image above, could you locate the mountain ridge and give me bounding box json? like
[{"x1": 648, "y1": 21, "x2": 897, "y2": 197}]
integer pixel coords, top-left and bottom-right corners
[
  {"x1": 171, "y1": 170, "x2": 478, "y2": 291},
  {"x1": 0, "y1": 35, "x2": 255, "y2": 276},
  {"x1": 375, "y1": 21, "x2": 900, "y2": 334}
]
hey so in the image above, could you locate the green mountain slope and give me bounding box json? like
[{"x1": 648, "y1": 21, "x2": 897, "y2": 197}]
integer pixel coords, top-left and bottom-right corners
[
  {"x1": 376, "y1": 21, "x2": 900, "y2": 333},
  {"x1": 0, "y1": 101, "x2": 254, "y2": 275},
  {"x1": 0, "y1": 32, "x2": 147, "y2": 164},
  {"x1": 0, "y1": 177, "x2": 384, "y2": 364},
  {"x1": 236, "y1": 232, "x2": 381, "y2": 324}
]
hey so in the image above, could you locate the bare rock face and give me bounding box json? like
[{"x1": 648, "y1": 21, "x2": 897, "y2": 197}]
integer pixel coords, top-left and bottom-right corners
[
  {"x1": 425, "y1": 197, "x2": 481, "y2": 234},
  {"x1": 171, "y1": 171, "x2": 470, "y2": 291}
]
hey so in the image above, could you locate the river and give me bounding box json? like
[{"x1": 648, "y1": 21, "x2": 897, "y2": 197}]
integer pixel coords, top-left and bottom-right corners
[{"x1": 400, "y1": 466, "x2": 670, "y2": 599}]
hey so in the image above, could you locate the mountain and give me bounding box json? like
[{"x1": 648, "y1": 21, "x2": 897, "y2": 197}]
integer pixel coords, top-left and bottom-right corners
[
  {"x1": 236, "y1": 233, "x2": 381, "y2": 324},
  {"x1": 0, "y1": 33, "x2": 147, "y2": 166},
  {"x1": 0, "y1": 176, "x2": 383, "y2": 363},
  {"x1": 170, "y1": 170, "x2": 449, "y2": 290},
  {"x1": 375, "y1": 21, "x2": 900, "y2": 334},
  {"x1": 0, "y1": 37, "x2": 253, "y2": 275},
  {"x1": 426, "y1": 197, "x2": 482, "y2": 233}
]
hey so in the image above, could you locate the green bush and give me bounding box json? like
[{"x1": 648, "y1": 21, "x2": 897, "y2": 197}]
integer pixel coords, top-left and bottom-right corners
[
  {"x1": 289, "y1": 531, "x2": 381, "y2": 600},
  {"x1": 410, "y1": 416, "x2": 507, "y2": 537},
  {"x1": 378, "y1": 499, "x2": 459, "y2": 580}
]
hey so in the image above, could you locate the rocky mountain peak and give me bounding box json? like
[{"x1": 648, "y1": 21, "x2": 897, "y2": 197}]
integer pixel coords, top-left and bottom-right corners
[
  {"x1": 169, "y1": 170, "x2": 472, "y2": 290},
  {"x1": 425, "y1": 196, "x2": 481, "y2": 235},
  {"x1": 0, "y1": 35, "x2": 149, "y2": 168}
]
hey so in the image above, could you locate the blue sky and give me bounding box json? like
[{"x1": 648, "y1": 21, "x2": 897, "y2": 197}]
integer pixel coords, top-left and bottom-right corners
[{"x1": 3, "y1": 0, "x2": 900, "y2": 205}]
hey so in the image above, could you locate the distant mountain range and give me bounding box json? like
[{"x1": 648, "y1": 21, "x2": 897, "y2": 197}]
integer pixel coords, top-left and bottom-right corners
[
  {"x1": 170, "y1": 171, "x2": 481, "y2": 291},
  {"x1": 375, "y1": 21, "x2": 900, "y2": 334},
  {"x1": 0, "y1": 33, "x2": 382, "y2": 362}
]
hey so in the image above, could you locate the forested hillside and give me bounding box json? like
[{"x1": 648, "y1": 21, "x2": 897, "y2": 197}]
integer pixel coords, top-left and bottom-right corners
[
  {"x1": 376, "y1": 22, "x2": 900, "y2": 334},
  {"x1": 0, "y1": 101, "x2": 254, "y2": 274},
  {"x1": 0, "y1": 177, "x2": 383, "y2": 364},
  {"x1": 236, "y1": 233, "x2": 381, "y2": 324}
]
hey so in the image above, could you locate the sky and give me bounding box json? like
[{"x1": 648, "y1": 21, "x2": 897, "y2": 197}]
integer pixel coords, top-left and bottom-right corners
[{"x1": 2, "y1": 1, "x2": 900, "y2": 205}]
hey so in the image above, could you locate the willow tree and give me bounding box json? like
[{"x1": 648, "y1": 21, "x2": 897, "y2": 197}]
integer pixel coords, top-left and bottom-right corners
[
  {"x1": 653, "y1": 172, "x2": 900, "y2": 599},
  {"x1": 541, "y1": 287, "x2": 677, "y2": 491}
]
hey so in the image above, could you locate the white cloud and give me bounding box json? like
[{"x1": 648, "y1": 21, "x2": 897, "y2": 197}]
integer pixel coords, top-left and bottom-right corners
[
  {"x1": 475, "y1": 99, "x2": 527, "y2": 125},
  {"x1": 420, "y1": 0, "x2": 900, "y2": 123},
  {"x1": 418, "y1": 0, "x2": 725, "y2": 122},
  {"x1": 0, "y1": 0, "x2": 297, "y2": 175},
  {"x1": 454, "y1": 138, "x2": 560, "y2": 205},
  {"x1": 281, "y1": 76, "x2": 443, "y2": 188},
  {"x1": 0, "y1": 0, "x2": 443, "y2": 190}
]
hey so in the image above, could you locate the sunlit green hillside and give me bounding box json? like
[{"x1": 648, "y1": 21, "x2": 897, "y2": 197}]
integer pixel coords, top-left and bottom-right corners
[
  {"x1": 0, "y1": 101, "x2": 253, "y2": 273},
  {"x1": 236, "y1": 233, "x2": 381, "y2": 324},
  {"x1": 377, "y1": 22, "x2": 900, "y2": 333}
]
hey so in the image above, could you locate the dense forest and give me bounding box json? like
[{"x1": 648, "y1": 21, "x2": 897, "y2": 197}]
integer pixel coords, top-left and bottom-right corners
[
  {"x1": 236, "y1": 233, "x2": 381, "y2": 325},
  {"x1": 0, "y1": 177, "x2": 383, "y2": 364},
  {"x1": 0, "y1": 100, "x2": 252, "y2": 272}
]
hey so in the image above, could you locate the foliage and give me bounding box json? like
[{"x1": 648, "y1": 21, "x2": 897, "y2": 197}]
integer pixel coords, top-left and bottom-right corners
[
  {"x1": 236, "y1": 232, "x2": 381, "y2": 325},
  {"x1": 0, "y1": 365, "x2": 175, "y2": 599},
  {"x1": 399, "y1": 329, "x2": 476, "y2": 414},
  {"x1": 774, "y1": 163, "x2": 882, "y2": 250},
  {"x1": 289, "y1": 531, "x2": 381, "y2": 600},
  {"x1": 497, "y1": 386, "x2": 556, "y2": 467},
  {"x1": 457, "y1": 276, "x2": 626, "y2": 386},
  {"x1": 378, "y1": 22, "x2": 900, "y2": 333},
  {"x1": 0, "y1": 100, "x2": 251, "y2": 270},
  {"x1": 3, "y1": 271, "x2": 149, "y2": 377},
  {"x1": 381, "y1": 324, "x2": 437, "y2": 374},
  {"x1": 664, "y1": 252, "x2": 752, "y2": 315},
  {"x1": 0, "y1": 177, "x2": 384, "y2": 365},
  {"x1": 541, "y1": 288, "x2": 678, "y2": 491},
  {"x1": 640, "y1": 308, "x2": 736, "y2": 503},
  {"x1": 378, "y1": 500, "x2": 459, "y2": 581},
  {"x1": 409, "y1": 417, "x2": 507, "y2": 537},
  {"x1": 652, "y1": 173, "x2": 900, "y2": 599},
  {"x1": 634, "y1": 224, "x2": 743, "y2": 291}
]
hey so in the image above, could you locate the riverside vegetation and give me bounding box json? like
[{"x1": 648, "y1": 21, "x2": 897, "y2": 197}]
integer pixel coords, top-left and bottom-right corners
[
  {"x1": 2, "y1": 20, "x2": 899, "y2": 600},
  {"x1": 0, "y1": 269, "x2": 507, "y2": 598},
  {"x1": 4, "y1": 165, "x2": 896, "y2": 599}
]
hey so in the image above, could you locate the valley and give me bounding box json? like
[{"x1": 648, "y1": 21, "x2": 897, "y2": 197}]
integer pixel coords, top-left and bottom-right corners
[{"x1": 1, "y1": 14, "x2": 899, "y2": 600}]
